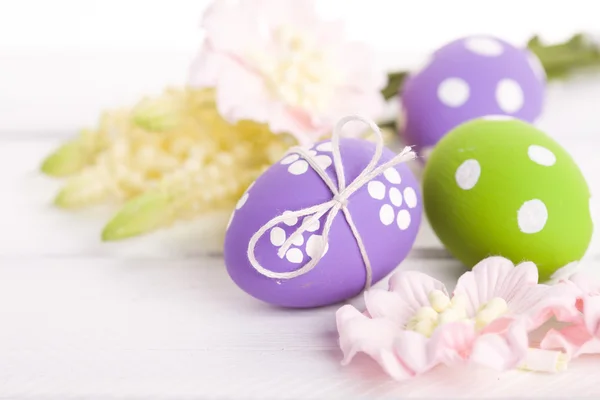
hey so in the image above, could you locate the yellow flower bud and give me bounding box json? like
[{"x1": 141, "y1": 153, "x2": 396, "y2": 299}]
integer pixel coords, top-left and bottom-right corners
[
  {"x1": 438, "y1": 308, "x2": 461, "y2": 325},
  {"x1": 413, "y1": 319, "x2": 436, "y2": 337},
  {"x1": 415, "y1": 306, "x2": 438, "y2": 321},
  {"x1": 428, "y1": 290, "x2": 450, "y2": 313}
]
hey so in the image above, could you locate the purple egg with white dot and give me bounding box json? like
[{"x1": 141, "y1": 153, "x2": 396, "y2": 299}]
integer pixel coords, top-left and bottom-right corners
[
  {"x1": 224, "y1": 137, "x2": 422, "y2": 308},
  {"x1": 400, "y1": 35, "x2": 546, "y2": 160}
]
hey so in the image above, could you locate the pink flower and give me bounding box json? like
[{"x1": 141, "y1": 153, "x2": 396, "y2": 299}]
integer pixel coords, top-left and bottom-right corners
[
  {"x1": 336, "y1": 257, "x2": 567, "y2": 381},
  {"x1": 189, "y1": 0, "x2": 388, "y2": 145},
  {"x1": 540, "y1": 272, "x2": 600, "y2": 358}
]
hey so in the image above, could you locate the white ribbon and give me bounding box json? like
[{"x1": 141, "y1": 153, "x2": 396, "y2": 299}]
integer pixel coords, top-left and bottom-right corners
[{"x1": 247, "y1": 115, "x2": 416, "y2": 290}]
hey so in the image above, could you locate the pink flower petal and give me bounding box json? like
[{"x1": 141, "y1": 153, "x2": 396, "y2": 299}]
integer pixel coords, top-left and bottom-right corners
[
  {"x1": 188, "y1": 44, "x2": 223, "y2": 88},
  {"x1": 570, "y1": 271, "x2": 600, "y2": 295},
  {"x1": 453, "y1": 257, "x2": 538, "y2": 316},
  {"x1": 201, "y1": 0, "x2": 269, "y2": 54},
  {"x1": 480, "y1": 315, "x2": 515, "y2": 335},
  {"x1": 364, "y1": 289, "x2": 412, "y2": 327},
  {"x1": 255, "y1": 0, "x2": 320, "y2": 31},
  {"x1": 268, "y1": 106, "x2": 323, "y2": 145},
  {"x1": 583, "y1": 295, "x2": 600, "y2": 337},
  {"x1": 428, "y1": 321, "x2": 476, "y2": 365},
  {"x1": 388, "y1": 271, "x2": 448, "y2": 316},
  {"x1": 525, "y1": 283, "x2": 582, "y2": 330},
  {"x1": 335, "y1": 305, "x2": 413, "y2": 380},
  {"x1": 311, "y1": 20, "x2": 348, "y2": 53},
  {"x1": 210, "y1": 56, "x2": 274, "y2": 125},
  {"x1": 392, "y1": 330, "x2": 439, "y2": 378},
  {"x1": 470, "y1": 318, "x2": 529, "y2": 371},
  {"x1": 540, "y1": 324, "x2": 600, "y2": 358},
  {"x1": 507, "y1": 283, "x2": 550, "y2": 315}
]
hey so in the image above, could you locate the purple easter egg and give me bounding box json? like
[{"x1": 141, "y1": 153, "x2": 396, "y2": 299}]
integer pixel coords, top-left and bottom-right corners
[
  {"x1": 224, "y1": 138, "x2": 422, "y2": 308},
  {"x1": 401, "y1": 35, "x2": 546, "y2": 159}
]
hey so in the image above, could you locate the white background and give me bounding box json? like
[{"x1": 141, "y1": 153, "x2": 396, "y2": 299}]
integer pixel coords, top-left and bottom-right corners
[
  {"x1": 2, "y1": 1, "x2": 600, "y2": 398},
  {"x1": 1, "y1": 0, "x2": 598, "y2": 134}
]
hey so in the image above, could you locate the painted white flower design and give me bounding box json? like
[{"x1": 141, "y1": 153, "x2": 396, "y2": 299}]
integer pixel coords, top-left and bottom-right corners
[
  {"x1": 280, "y1": 141, "x2": 333, "y2": 176},
  {"x1": 269, "y1": 212, "x2": 329, "y2": 264},
  {"x1": 367, "y1": 167, "x2": 417, "y2": 230}
]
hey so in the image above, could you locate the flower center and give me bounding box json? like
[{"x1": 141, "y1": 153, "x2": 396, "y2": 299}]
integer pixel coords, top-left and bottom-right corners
[
  {"x1": 405, "y1": 290, "x2": 508, "y2": 337},
  {"x1": 250, "y1": 25, "x2": 339, "y2": 113}
]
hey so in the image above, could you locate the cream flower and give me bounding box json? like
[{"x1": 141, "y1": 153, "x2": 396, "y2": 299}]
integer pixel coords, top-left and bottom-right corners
[
  {"x1": 40, "y1": 87, "x2": 293, "y2": 240},
  {"x1": 189, "y1": 0, "x2": 388, "y2": 145},
  {"x1": 336, "y1": 257, "x2": 568, "y2": 381}
]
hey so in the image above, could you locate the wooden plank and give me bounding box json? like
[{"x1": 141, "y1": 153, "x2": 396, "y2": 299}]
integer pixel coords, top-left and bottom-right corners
[{"x1": 0, "y1": 256, "x2": 598, "y2": 399}]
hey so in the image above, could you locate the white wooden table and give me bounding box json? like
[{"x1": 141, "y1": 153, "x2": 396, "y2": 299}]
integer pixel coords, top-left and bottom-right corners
[{"x1": 2, "y1": 73, "x2": 600, "y2": 399}]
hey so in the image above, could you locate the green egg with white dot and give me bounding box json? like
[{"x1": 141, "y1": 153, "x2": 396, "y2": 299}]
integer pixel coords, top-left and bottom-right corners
[{"x1": 423, "y1": 117, "x2": 593, "y2": 282}]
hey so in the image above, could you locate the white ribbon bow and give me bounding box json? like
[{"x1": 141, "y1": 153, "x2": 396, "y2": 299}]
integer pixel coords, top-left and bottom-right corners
[{"x1": 247, "y1": 115, "x2": 416, "y2": 290}]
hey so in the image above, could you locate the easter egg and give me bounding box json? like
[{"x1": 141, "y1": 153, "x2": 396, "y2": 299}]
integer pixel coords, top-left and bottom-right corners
[
  {"x1": 224, "y1": 136, "x2": 422, "y2": 308},
  {"x1": 401, "y1": 35, "x2": 546, "y2": 159},
  {"x1": 423, "y1": 117, "x2": 592, "y2": 281}
]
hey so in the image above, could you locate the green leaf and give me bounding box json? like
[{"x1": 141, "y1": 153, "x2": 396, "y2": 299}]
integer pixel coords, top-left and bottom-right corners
[
  {"x1": 528, "y1": 34, "x2": 600, "y2": 79},
  {"x1": 41, "y1": 139, "x2": 90, "y2": 177},
  {"x1": 54, "y1": 168, "x2": 110, "y2": 209},
  {"x1": 101, "y1": 191, "x2": 173, "y2": 241}
]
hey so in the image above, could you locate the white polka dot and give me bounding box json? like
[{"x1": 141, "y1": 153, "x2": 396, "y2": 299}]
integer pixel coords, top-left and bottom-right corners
[
  {"x1": 527, "y1": 51, "x2": 546, "y2": 81},
  {"x1": 397, "y1": 209, "x2": 411, "y2": 230},
  {"x1": 285, "y1": 248, "x2": 304, "y2": 264},
  {"x1": 316, "y1": 142, "x2": 333, "y2": 152},
  {"x1": 496, "y1": 79, "x2": 524, "y2": 113},
  {"x1": 291, "y1": 234, "x2": 304, "y2": 246},
  {"x1": 464, "y1": 37, "x2": 504, "y2": 56},
  {"x1": 303, "y1": 216, "x2": 320, "y2": 232},
  {"x1": 308, "y1": 150, "x2": 318, "y2": 157},
  {"x1": 282, "y1": 211, "x2": 298, "y2": 226},
  {"x1": 306, "y1": 235, "x2": 328, "y2": 259},
  {"x1": 528, "y1": 145, "x2": 556, "y2": 166},
  {"x1": 368, "y1": 181, "x2": 386, "y2": 200},
  {"x1": 281, "y1": 154, "x2": 299, "y2": 165},
  {"x1": 315, "y1": 154, "x2": 332, "y2": 170},
  {"x1": 481, "y1": 115, "x2": 515, "y2": 121},
  {"x1": 379, "y1": 204, "x2": 395, "y2": 225},
  {"x1": 455, "y1": 159, "x2": 481, "y2": 190},
  {"x1": 270, "y1": 227, "x2": 286, "y2": 246},
  {"x1": 383, "y1": 168, "x2": 401, "y2": 184},
  {"x1": 404, "y1": 187, "x2": 418, "y2": 208},
  {"x1": 518, "y1": 199, "x2": 548, "y2": 234},
  {"x1": 438, "y1": 78, "x2": 470, "y2": 107},
  {"x1": 288, "y1": 160, "x2": 309, "y2": 175},
  {"x1": 389, "y1": 187, "x2": 403, "y2": 207},
  {"x1": 236, "y1": 192, "x2": 249, "y2": 209}
]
